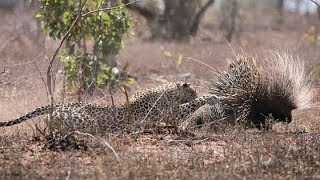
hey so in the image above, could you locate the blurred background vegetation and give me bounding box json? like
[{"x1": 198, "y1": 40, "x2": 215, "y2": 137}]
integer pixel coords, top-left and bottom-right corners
[{"x1": 0, "y1": 0, "x2": 319, "y2": 96}]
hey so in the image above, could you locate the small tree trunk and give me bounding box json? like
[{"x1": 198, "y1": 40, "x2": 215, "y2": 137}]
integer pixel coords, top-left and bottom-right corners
[
  {"x1": 275, "y1": 0, "x2": 284, "y2": 25},
  {"x1": 190, "y1": 0, "x2": 215, "y2": 36},
  {"x1": 295, "y1": 0, "x2": 301, "y2": 13},
  {"x1": 77, "y1": 0, "x2": 86, "y2": 101},
  {"x1": 225, "y1": 0, "x2": 237, "y2": 42},
  {"x1": 219, "y1": 0, "x2": 238, "y2": 42},
  {"x1": 160, "y1": 0, "x2": 199, "y2": 40}
]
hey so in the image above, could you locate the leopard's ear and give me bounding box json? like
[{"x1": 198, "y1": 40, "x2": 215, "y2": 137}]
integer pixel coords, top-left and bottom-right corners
[{"x1": 182, "y1": 82, "x2": 191, "y2": 88}]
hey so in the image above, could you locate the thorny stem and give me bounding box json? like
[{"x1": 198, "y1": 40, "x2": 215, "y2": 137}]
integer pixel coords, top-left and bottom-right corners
[
  {"x1": 78, "y1": 0, "x2": 87, "y2": 102},
  {"x1": 108, "y1": 84, "x2": 117, "y2": 124},
  {"x1": 118, "y1": 84, "x2": 131, "y2": 131},
  {"x1": 46, "y1": 0, "x2": 88, "y2": 123}
]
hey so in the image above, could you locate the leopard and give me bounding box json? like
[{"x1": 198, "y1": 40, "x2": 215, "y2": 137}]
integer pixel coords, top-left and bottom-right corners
[{"x1": 0, "y1": 81, "x2": 218, "y2": 134}]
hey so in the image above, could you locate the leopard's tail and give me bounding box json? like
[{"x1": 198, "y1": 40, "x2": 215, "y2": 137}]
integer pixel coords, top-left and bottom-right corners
[{"x1": 0, "y1": 106, "x2": 50, "y2": 127}]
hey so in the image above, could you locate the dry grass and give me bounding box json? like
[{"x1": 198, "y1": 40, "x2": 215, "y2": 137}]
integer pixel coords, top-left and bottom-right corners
[
  {"x1": 1, "y1": 129, "x2": 320, "y2": 179},
  {"x1": 0, "y1": 8, "x2": 320, "y2": 180}
]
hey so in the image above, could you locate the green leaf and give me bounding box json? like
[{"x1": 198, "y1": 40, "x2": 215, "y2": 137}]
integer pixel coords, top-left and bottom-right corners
[
  {"x1": 102, "y1": 12, "x2": 110, "y2": 21},
  {"x1": 37, "y1": 0, "x2": 134, "y2": 92},
  {"x1": 127, "y1": 77, "x2": 136, "y2": 84},
  {"x1": 35, "y1": 13, "x2": 42, "y2": 18}
]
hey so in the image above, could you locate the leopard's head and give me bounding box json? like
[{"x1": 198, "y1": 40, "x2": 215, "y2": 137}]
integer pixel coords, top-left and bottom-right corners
[{"x1": 173, "y1": 82, "x2": 198, "y2": 104}]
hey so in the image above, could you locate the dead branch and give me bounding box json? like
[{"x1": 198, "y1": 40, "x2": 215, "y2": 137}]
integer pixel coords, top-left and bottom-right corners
[
  {"x1": 142, "y1": 91, "x2": 166, "y2": 123},
  {"x1": 311, "y1": 0, "x2": 320, "y2": 7},
  {"x1": 118, "y1": 84, "x2": 132, "y2": 130},
  {"x1": 81, "y1": 1, "x2": 139, "y2": 17},
  {"x1": 66, "y1": 171, "x2": 71, "y2": 180},
  {"x1": 46, "y1": 0, "x2": 88, "y2": 123},
  {"x1": 78, "y1": 0, "x2": 87, "y2": 102},
  {"x1": 0, "y1": 68, "x2": 6, "y2": 75},
  {"x1": 132, "y1": 7, "x2": 156, "y2": 20},
  {"x1": 122, "y1": 0, "x2": 156, "y2": 21},
  {"x1": 108, "y1": 83, "x2": 118, "y2": 125},
  {"x1": 73, "y1": 131, "x2": 121, "y2": 162},
  {"x1": 34, "y1": 52, "x2": 48, "y2": 95}
]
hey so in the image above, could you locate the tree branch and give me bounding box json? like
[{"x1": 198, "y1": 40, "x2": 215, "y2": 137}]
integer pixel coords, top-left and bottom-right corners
[
  {"x1": 122, "y1": 0, "x2": 157, "y2": 21},
  {"x1": 190, "y1": 0, "x2": 215, "y2": 36},
  {"x1": 311, "y1": 0, "x2": 320, "y2": 7},
  {"x1": 46, "y1": 0, "x2": 88, "y2": 122},
  {"x1": 82, "y1": 0, "x2": 139, "y2": 17}
]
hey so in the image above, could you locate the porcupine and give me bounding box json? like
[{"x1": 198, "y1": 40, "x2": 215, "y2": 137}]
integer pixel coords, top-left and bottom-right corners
[{"x1": 184, "y1": 52, "x2": 313, "y2": 130}]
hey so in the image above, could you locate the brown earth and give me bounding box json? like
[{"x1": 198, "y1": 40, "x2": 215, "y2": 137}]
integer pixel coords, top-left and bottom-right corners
[{"x1": 0, "y1": 8, "x2": 320, "y2": 180}]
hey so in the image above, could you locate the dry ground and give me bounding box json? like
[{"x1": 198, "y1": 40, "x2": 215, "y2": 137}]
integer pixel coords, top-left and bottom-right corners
[{"x1": 0, "y1": 8, "x2": 320, "y2": 180}]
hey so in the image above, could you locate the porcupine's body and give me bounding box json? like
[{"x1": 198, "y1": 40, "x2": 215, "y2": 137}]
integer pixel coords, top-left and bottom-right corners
[{"x1": 186, "y1": 52, "x2": 313, "y2": 130}]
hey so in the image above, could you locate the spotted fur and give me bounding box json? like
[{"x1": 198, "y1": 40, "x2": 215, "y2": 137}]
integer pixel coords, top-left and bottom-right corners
[{"x1": 0, "y1": 81, "x2": 216, "y2": 133}]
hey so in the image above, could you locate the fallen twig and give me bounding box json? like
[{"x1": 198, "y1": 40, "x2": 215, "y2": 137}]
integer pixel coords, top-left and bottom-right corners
[{"x1": 73, "y1": 131, "x2": 120, "y2": 162}]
